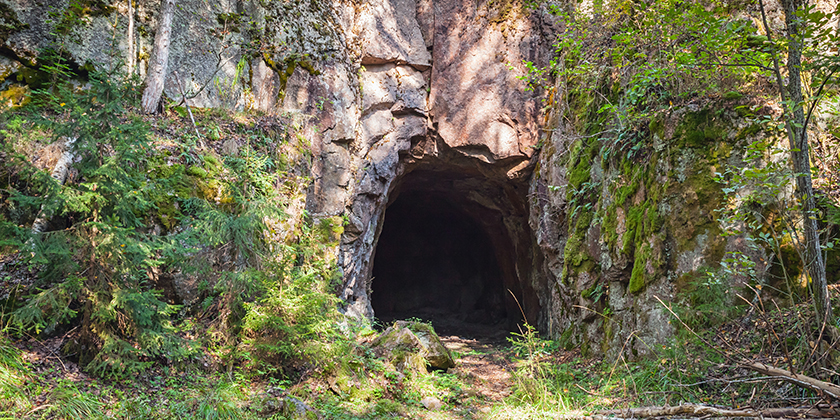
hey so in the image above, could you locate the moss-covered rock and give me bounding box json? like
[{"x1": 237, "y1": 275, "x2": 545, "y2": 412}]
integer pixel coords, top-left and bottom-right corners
[
  {"x1": 369, "y1": 321, "x2": 455, "y2": 372},
  {"x1": 0, "y1": 84, "x2": 29, "y2": 109}
]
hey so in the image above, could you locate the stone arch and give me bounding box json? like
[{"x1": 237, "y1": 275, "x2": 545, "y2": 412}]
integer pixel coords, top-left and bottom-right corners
[{"x1": 368, "y1": 165, "x2": 544, "y2": 334}]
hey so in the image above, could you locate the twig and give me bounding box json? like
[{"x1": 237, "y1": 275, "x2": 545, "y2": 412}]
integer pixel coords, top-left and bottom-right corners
[
  {"x1": 653, "y1": 295, "x2": 744, "y2": 363},
  {"x1": 673, "y1": 375, "x2": 777, "y2": 387},
  {"x1": 802, "y1": 66, "x2": 839, "y2": 140},
  {"x1": 508, "y1": 289, "x2": 528, "y2": 325},
  {"x1": 173, "y1": 71, "x2": 202, "y2": 143}
]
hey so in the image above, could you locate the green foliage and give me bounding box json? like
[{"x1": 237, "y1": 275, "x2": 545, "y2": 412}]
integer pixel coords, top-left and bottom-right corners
[
  {"x1": 506, "y1": 324, "x2": 565, "y2": 411},
  {"x1": 713, "y1": 137, "x2": 809, "y2": 300},
  {"x1": 193, "y1": 381, "x2": 246, "y2": 420},
  {"x1": 0, "y1": 60, "x2": 195, "y2": 379},
  {"x1": 36, "y1": 382, "x2": 105, "y2": 419},
  {"x1": 49, "y1": 0, "x2": 115, "y2": 38},
  {"x1": 0, "y1": 61, "x2": 350, "y2": 411},
  {"x1": 0, "y1": 42, "x2": 350, "y2": 384},
  {"x1": 0, "y1": 336, "x2": 28, "y2": 416},
  {"x1": 676, "y1": 271, "x2": 736, "y2": 329},
  {"x1": 235, "y1": 225, "x2": 346, "y2": 377},
  {"x1": 544, "y1": 1, "x2": 754, "y2": 140}
]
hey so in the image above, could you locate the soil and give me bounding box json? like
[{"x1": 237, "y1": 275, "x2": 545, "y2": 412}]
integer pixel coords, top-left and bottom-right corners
[
  {"x1": 380, "y1": 308, "x2": 518, "y2": 403},
  {"x1": 441, "y1": 334, "x2": 513, "y2": 403}
]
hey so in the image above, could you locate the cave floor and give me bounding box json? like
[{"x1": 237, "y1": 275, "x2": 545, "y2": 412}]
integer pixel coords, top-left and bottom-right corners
[{"x1": 376, "y1": 307, "x2": 513, "y2": 342}]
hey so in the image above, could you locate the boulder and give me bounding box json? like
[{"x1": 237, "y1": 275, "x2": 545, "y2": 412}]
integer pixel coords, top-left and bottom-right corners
[{"x1": 369, "y1": 321, "x2": 455, "y2": 372}]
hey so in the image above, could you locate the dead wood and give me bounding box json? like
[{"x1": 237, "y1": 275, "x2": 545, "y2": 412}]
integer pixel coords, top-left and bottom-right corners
[
  {"x1": 742, "y1": 361, "x2": 840, "y2": 400},
  {"x1": 595, "y1": 404, "x2": 758, "y2": 418},
  {"x1": 593, "y1": 403, "x2": 840, "y2": 419},
  {"x1": 141, "y1": 0, "x2": 176, "y2": 114}
]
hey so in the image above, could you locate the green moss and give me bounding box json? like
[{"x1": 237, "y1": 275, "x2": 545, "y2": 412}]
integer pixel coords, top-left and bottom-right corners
[
  {"x1": 172, "y1": 106, "x2": 188, "y2": 118},
  {"x1": 601, "y1": 207, "x2": 619, "y2": 246},
  {"x1": 566, "y1": 140, "x2": 598, "y2": 192},
  {"x1": 675, "y1": 109, "x2": 726, "y2": 149},
  {"x1": 669, "y1": 159, "x2": 724, "y2": 255},
  {"x1": 735, "y1": 123, "x2": 762, "y2": 141},
  {"x1": 648, "y1": 117, "x2": 665, "y2": 139},
  {"x1": 202, "y1": 154, "x2": 222, "y2": 172},
  {"x1": 156, "y1": 200, "x2": 179, "y2": 230},
  {"x1": 628, "y1": 242, "x2": 652, "y2": 293},
  {"x1": 562, "y1": 137, "x2": 603, "y2": 281},
  {"x1": 54, "y1": 0, "x2": 115, "y2": 36},
  {"x1": 581, "y1": 283, "x2": 596, "y2": 299},
  {"x1": 17, "y1": 66, "x2": 50, "y2": 89},
  {"x1": 622, "y1": 202, "x2": 652, "y2": 254},
  {"x1": 674, "y1": 271, "x2": 701, "y2": 296},
  {"x1": 558, "y1": 326, "x2": 575, "y2": 350},
  {"x1": 602, "y1": 152, "x2": 668, "y2": 294},
  {"x1": 601, "y1": 318, "x2": 614, "y2": 354},
  {"x1": 216, "y1": 12, "x2": 242, "y2": 30},
  {"x1": 265, "y1": 54, "x2": 321, "y2": 102},
  {"x1": 563, "y1": 207, "x2": 596, "y2": 281},
  {"x1": 186, "y1": 165, "x2": 208, "y2": 179},
  {"x1": 315, "y1": 216, "x2": 344, "y2": 245},
  {"x1": 767, "y1": 243, "x2": 804, "y2": 289},
  {"x1": 722, "y1": 91, "x2": 744, "y2": 100},
  {"x1": 0, "y1": 85, "x2": 30, "y2": 108},
  {"x1": 580, "y1": 339, "x2": 591, "y2": 358}
]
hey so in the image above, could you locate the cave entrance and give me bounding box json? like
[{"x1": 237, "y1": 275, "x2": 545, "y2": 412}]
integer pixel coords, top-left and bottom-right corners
[{"x1": 371, "y1": 169, "x2": 536, "y2": 338}]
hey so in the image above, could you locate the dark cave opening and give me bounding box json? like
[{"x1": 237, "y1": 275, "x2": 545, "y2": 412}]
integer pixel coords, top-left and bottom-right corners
[{"x1": 371, "y1": 170, "x2": 537, "y2": 337}]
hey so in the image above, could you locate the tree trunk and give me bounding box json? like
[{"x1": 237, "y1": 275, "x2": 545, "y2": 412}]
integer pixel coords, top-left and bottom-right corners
[
  {"x1": 31, "y1": 137, "x2": 76, "y2": 237},
  {"x1": 141, "y1": 0, "x2": 176, "y2": 114},
  {"x1": 781, "y1": 0, "x2": 832, "y2": 331},
  {"x1": 127, "y1": 0, "x2": 135, "y2": 76}
]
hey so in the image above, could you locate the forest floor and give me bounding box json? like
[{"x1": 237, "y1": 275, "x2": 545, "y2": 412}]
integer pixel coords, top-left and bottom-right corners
[
  {"x1": 8, "y1": 318, "x2": 570, "y2": 419},
  {"x1": 8, "y1": 306, "x2": 840, "y2": 419}
]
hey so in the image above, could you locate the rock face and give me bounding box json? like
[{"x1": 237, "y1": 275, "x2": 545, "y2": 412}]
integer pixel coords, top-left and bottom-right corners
[
  {"x1": 332, "y1": 0, "x2": 551, "y2": 324},
  {"x1": 0, "y1": 0, "x2": 773, "y2": 357},
  {"x1": 428, "y1": 0, "x2": 541, "y2": 163},
  {"x1": 529, "y1": 101, "x2": 770, "y2": 357}
]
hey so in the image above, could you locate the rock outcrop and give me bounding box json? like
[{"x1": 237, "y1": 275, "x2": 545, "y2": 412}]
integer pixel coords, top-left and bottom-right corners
[{"x1": 0, "y1": 0, "x2": 791, "y2": 358}]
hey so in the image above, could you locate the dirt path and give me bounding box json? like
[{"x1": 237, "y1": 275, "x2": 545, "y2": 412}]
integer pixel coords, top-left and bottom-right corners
[
  {"x1": 440, "y1": 334, "x2": 514, "y2": 403},
  {"x1": 383, "y1": 310, "x2": 519, "y2": 408}
]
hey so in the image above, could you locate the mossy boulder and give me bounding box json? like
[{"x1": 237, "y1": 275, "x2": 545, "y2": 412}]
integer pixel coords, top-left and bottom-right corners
[{"x1": 369, "y1": 321, "x2": 455, "y2": 372}]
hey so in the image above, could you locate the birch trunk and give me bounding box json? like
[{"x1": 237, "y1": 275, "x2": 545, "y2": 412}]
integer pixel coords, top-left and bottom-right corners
[
  {"x1": 127, "y1": 0, "x2": 135, "y2": 76},
  {"x1": 141, "y1": 0, "x2": 176, "y2": 114}
]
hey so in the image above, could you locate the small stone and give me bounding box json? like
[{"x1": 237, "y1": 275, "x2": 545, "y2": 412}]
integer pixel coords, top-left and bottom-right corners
[
  {"x1": 221, "y1": 139, "x2": 240, "y2": 156},
  {"x1": 421, "y1": 396, "x2": 442, "y2": 411}
]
